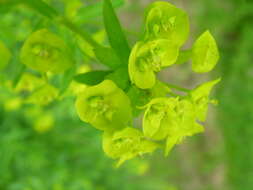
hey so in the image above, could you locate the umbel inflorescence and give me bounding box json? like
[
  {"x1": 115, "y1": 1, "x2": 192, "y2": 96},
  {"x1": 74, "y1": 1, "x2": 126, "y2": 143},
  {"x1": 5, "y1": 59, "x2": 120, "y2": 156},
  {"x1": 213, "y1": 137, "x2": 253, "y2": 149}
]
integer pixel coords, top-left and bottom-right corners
[
  {"x1": 76, "y1": 1, "x2": 220, "y2": 166},
  {"x1": 0, "y1": 0, "x2": 220, "y2": 167}
]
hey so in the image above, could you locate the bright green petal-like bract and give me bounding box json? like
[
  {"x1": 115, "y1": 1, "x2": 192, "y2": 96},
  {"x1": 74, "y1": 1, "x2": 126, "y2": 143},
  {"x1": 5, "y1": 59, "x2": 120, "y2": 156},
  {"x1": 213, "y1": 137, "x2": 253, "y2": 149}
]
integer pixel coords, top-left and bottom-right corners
[
  {"x1": 143, "y1": 97, "x2": 177, "y2": 140},
  {"x1": 190, "y1": 78, "x2": 221, "y2": 121},
  {"x1": 192, "y1": 31, "x2": 219, "y2": 73},
  {"x1": 129, "y1": 40, "x2": 179, "y2": 89},
  {"x1": 164, "y1": 98, "x2": 204, "y2": 156},
  {"x1": 75, "y1": 80, "x2": 132, "y2": 131},
  {"x1": 145, "y1": 1, "x2": 189, "y2": 46},
  {"x1": 165, "y1": 122, "x2": 204, "y2": 156},
  {"x1": 0, "y1": 40, "x2": 11, "y2": 70},
  {"x1": 20, "y1": 29, "x2": 74, "y2": 73},
  {"x1": 167, "y1": 99, "x2": 204, "y2": 136},
  {"x1": 103, "y1": 127, "x2": 158, "y2": 167}
]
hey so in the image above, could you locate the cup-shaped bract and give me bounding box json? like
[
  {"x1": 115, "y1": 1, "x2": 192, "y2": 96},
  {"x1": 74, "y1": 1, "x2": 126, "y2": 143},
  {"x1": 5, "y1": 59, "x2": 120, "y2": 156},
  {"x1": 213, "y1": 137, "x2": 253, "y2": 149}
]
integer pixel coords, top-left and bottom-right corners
[
  {"x1": 145, "y1": 1, "x2": 189, "y2": 46},
  {"x1": 164, "y1": 98, "x2": 204, "y2": 156},
  {"x1": 190, "y1": 78, "x2": 221, "y2": 122},
  {"x1": 143, "y1": 97, "x2": 204, "y2": 155},
  {"x1": 192, "y1": 31, "x2": 219, "y2": 73},
  {"x1": 167, "y1": 99, "x2": 204, "y2": 137},
  {"x1": 75, "y1": 80, "x2": 132, "y2": 131},
  {"x1": 129, "y1": 39, "x2": 179, "y2": 89},
  {"x1": 143, "y1": 97, "x2": 177, "y2": 140},
  {"x1": 0, "y1": 40, "x2": 11, "y2": 70},
  {"x1": 20, "y1": 29, "x2": 74, "y2": 73},
  {"x1": 103, "y1": 127, "x2": 158, "y2": 167}
]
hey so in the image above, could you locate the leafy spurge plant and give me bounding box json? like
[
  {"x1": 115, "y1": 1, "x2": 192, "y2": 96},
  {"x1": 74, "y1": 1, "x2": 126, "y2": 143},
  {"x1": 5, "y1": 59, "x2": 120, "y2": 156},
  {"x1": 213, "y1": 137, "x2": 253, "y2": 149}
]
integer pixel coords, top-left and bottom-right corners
[{"x1": 0, "y1": 0, "x2": 220, "y2": 167}]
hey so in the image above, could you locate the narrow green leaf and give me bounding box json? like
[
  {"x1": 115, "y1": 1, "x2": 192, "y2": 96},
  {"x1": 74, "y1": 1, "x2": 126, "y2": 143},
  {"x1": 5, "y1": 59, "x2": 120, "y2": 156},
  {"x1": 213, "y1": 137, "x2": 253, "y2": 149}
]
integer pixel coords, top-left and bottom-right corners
[
  {"x1": 21, "y1": 0, "x2": 99, "y2": 48},
  {"x1": 61, "y1": 19, "x2": 99, "y2": 48},
  {"x1": 76, "y1": 0, "x2": 125, "y2": 23},
  {"x1": 94, "y1": 46, "x2": 122, "y2": 69},
  {"x1": 23, "y1": 0, "x2": 58, "y2": 19},
  {"x1": 74, "y1": 70, "x2": 112, "y2": 85},
  {"x1": 59, "y1": 66, "x2": 77, "y2": 95},
  {"x1": 103, "y1": 0, "x2": 130, "y2": 64},
  {"x1": 12, "y1": 63, "x2": 26, "y2": 88},
  {"x1": 105, "y1": 66, "x2": 130, "y2": 90}
]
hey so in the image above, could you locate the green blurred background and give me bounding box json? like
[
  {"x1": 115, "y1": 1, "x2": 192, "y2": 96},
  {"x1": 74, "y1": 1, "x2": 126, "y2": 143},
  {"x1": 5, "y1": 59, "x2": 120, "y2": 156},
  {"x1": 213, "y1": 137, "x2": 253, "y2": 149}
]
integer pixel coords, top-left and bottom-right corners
[{"x1": 0, "y1": 0, "x2": 253, "y2": 189}]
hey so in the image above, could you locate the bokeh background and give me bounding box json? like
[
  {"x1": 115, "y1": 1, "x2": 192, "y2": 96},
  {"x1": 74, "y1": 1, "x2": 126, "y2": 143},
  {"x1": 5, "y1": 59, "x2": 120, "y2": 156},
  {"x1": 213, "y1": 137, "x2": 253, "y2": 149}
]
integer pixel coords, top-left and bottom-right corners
[{"x1": 0, "y1": 0, "x2": 253, "y2": 189}]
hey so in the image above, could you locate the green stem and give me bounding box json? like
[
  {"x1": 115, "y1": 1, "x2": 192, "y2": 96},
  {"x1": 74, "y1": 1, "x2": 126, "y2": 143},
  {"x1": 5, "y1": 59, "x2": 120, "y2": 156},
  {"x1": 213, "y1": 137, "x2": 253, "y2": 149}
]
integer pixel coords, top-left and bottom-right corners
[
  {"x1": 23, "y1": 0, "x2": 100, "y2": 48},
  {"x1": 168, "y1": 91, "x2": 179, "y2": 97},
  {"x1": 124, "y1": 29, "x2": 140, "y2": 38},
  {"x1": 175, "y1": 49, "x2": 192, "y2": 65},
  {"x1": 42, "y1": 72, "x2": 48, "y2": 83},
  {"x1": 58, "y1": 17, "x2": 100, "y2": 48},
  {"x1": 166, "y1": 83, "x2": 190, "y2": 93}
]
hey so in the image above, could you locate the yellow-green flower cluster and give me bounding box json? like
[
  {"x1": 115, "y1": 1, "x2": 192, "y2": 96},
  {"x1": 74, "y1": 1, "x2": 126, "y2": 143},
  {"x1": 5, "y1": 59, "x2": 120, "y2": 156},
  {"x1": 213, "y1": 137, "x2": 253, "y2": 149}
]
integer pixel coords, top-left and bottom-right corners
[
  {"x1": 129, "y1": 1, "x2": 219, "y2": 89},
  {"x1": 73, "y1": 1, "x2": 221, "y2": 166},
  {"x1": 142, "y1": 78, "x2": 220, "y2": 156},
  {"x1": 103, "y1": 127, "x2": 158, "y2": 167},
  {"x1": 126, "y1": 1, "x2": 220, "y2": 160},
  {"x1": 129, "y1": 1, "x2": 189, "y2": 89},
  {"x1": 75, "y1": 80, "x2": 159, "y2": 166},
  {"x1": 13, "y1": 28, "x2": 74, "y2": 106}
]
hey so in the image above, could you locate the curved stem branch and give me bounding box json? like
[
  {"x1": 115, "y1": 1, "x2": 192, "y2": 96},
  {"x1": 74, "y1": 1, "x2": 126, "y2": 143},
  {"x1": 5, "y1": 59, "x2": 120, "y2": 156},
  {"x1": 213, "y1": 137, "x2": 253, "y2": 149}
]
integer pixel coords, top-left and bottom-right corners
[
  {"x1": 175, "y1": 49, "x2": 192, "y2": 65},
  {"x1": 59, "y1": 17, "x2": 100, "y2": 48},
  {"x1": 23, "y1": 0, "x2": 100, "y2": 48},
  {"x1": 167, "y1": 83, "x2": 190, "y2": 93}
]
